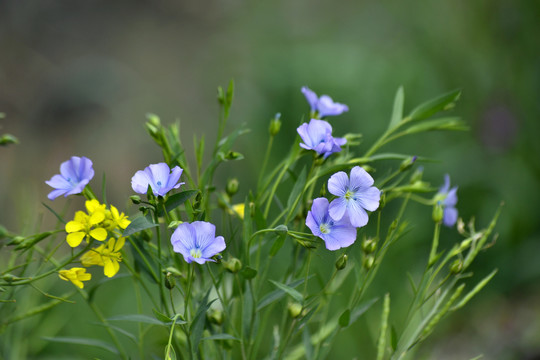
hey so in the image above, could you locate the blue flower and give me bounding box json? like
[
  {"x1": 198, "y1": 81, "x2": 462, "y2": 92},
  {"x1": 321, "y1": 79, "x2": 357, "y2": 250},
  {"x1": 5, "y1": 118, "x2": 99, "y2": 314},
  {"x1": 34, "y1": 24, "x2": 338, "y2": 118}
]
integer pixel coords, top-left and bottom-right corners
[
  {"x1": 45, "y1": 156, "x2": 94, "y2": 200},
  {"x1": 171, "y1": 221, "x2": 226, "y2": 264},
  {"x1": 131, "y1": 162, "x2": 184, "y2": 197},
  {"x1": 297, "y1": 119, "x2": 346, "y2": 159},
  {"x1": 301, "y1": 86, "x2": 349, "y2": 118},
  {"x1": 306, "y1": 197, "x2": 357, "y2": 250},
  {"x1": 328, "y1": 166, "x2": 380, "y2": 228},
  {"x1": 437, "y1": 174, "x2": 458, "y2": 227}
]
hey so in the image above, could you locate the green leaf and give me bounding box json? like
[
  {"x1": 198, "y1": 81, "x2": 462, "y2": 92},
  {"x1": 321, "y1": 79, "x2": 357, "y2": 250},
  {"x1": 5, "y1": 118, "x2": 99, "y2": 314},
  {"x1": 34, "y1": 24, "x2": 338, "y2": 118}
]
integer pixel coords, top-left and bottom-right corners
[
  {"x1": 92, "y1": 323, "x2": 138, "y2": 344},
  {"x1": 123, "y1": 216, "x2": 158, "y2": 237},
  {"x1": 400, "y1": 117, "x2": 468, "y2": 135},
  {"x1": 286, "y1": 167, "x2": 307, "y2": 219},
  {"x1": 269, "y1": 233, "x2": 286, "y2": 257},
  {"x1": 202, "y1": 334, "x2": 240, "y2": 341},
  {"x1": 41, "y1": 202, "x2": 67, "y2": 224},
  {"x1": 376, "y1": 294, "x2": 391, "y2": 360},
  {"x1": 452, "y1": 269, "x2": 498, "y2": 311},
  {"x1": 161, "y1": 190, "x2": 198, "y2": 215},
  {"x1": 408, "y1": 89, "x2": 461, "y2": 120},
  {"x1": 108, "y1": 314, "x2": 184, "y2": 325},
  {"x1": 390, "y1": 325, "x2": 398, "y2": 351},
  {"x1": 269, "y1": 279, "x2": 303, "y2": 303},
  {"x1": 153, "y1": 308, "x2": 174, "y2": 323},
  {"x1": 388, "y1": 86, "x2": 404, "y2": 130},
  {"x1": 240, "y1": 266, "x2": 258, "y2": 280},
  {"x1": 257, "y1": 278, "x2": 305, "y2": 311},
  {"x1": 190, "y1": 292, "x2": 217, "y2": 354},
  {"x1": 338, "y1": 309, "x2": 350, "y2": 327},
  {"x1": 42, "y1": 336, "x2": 119, "y2": 355}
]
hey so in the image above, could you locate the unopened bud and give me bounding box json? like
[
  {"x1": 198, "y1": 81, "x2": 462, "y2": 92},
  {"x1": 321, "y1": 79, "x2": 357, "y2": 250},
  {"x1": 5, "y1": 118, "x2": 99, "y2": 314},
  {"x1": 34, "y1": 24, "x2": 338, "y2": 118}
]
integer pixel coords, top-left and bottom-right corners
[
  {"x1": 226, "y1": 178, "x2": 239, "y2": 196},
  {"x1": 207, "y1": 309, "x2": 224, "y2": 325},
  {"x1": 2, "y1": 274, "x2": 15, "y2": 282},
  {"x1": 400, "y1": 156, "x2": 417, "y2": 172},
  {"x1": 410, "y1": 166, "x2": 424, "y2": 183},
  {"x1": 288, "y1": 302, "x2": 303, "y2": 318},
  {"x1": 223, "y1": 258, "x2": 242, "y2": 273},
  {"x1": 362, "y1": 238, "x2": 377, "y2": 254},
  {"x1": 449, "y1": 259, "x2": 463, "y2": 274},
  {"x1": 7, "y1": 236, "x2": 24, "y2": 246},
  {"x1": 269, "y1": 113, "x2": 282, "y2": 136},
  {"x1": 164, "y1": 272, "x2": 176, "y2": 289},
  {"x1": 335, "y1": 254, "x2": 348, "y2": 271},
  {"x1": 363, "y1": 255, "x2": 375, "y2": 270},
  {"x1": 0, "y1": 134, "x2": 18, "y2": 146},
  {"x1": 274, "y1": 225, "x2": 288, "y2": 235},
  {"x1": 432, "y1": 201, "x2": 444, "y2": 223},
  {"x1": 225, "y1": 151, "x2": 243, "y2": 160},
  {"x1": 130, "y1": 195, "x2": 141, "y2": 204},
  {"x1": 168, "y1": 220, "x2": 183, "y2": 229}
]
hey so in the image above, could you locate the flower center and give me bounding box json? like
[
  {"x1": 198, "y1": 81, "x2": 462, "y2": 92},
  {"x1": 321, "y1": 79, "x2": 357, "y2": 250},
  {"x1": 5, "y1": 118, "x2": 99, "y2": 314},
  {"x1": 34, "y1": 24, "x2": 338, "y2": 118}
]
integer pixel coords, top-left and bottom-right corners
[
  {"x1": 319, "y1": 223, "x2": 330, "y2": 234},
  {"x1": 345, "y1": 190, "x2": 355, "y2": 201},
  {"x1": 190, "y1": 248, "x2": 202, "y2": 259}
]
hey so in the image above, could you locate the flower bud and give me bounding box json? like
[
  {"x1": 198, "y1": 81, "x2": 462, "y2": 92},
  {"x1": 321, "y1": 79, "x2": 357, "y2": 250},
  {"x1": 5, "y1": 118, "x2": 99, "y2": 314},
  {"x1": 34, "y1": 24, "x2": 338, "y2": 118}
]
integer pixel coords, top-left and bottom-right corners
[
  {"x1": 0, "y1": 134, "x2": 18, "y2": 146},
  {"x1": 410, "y1": 166, "x2": 424, "y2": 183},
  {"x1": 225, "y1": 151, "x2": 243, "y2": 160},
  {"x1": 363, "y1": 255, "x2": 375, "y2": 270},
  {"x1": 226, "y1": 178, "x2": 239, "y2": 196},
  {"x1": 399, "y1": 156, "x2": 417, "y2": 172},
  {"x1": 362, "y1": 238, "x2": 377, "y2": 254},
  {"x1": 130, "y1": 195, "x2": 142, "y2": 204},
  {"x1": 168, "y1": 220, "x2": 183, "y2": 229},
  {"x1": 207, "y1": 309, "x2": 224, "y2": 325},
  {"x1": 164, "y1": 272, "x2": 176, "y2": 290},
  {"x1": 223, "y1": 257, "x2": 242, "y2": 273},
  {"x1": 274, "y1": 225, "x2": 288, "y2": 235},
  {"x1": 2, "y1": 274, "x2": 15, "y2": 282},
  {"x1": 449, "y1": 259, "x2": 463, "y2": 274},
  {"x1": 432, "y1": 201, "x2": 444, "y2": 223},
  {"x1": 335, "y1": 254, "x2": 348, "y2": 271},
  {"x1": 269, "y1": 113, "x2": 282, "y2": 136},
  {"x1": 288, "y1": 302, "x2": 303, "y2": 318},
  {"x1": 217, "y1": 193, "x2": 230, "y2": 210},
  {"x1": 7, "y1": 236, "x2": 24, "y2": 246}
]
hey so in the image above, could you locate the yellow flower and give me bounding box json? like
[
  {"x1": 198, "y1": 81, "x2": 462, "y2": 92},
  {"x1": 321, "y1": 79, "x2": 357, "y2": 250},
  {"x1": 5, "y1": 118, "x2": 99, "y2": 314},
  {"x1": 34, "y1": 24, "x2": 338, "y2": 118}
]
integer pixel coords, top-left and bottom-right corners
[
  {"x1": 231, "y1": 203, "x2": 245, "y2": 219},
  {"x1": 58, "y1": 267, "x2": 91, "y2": 288},
  {"x1": 65, "y1": 210, "x2": 108, "y2": 247},
  {"x1": 105, "y1": 205, "x2": 131, "y2": 231},
  {"x1": 81, "y1": 237, "x2": 125, "y2": 278}
]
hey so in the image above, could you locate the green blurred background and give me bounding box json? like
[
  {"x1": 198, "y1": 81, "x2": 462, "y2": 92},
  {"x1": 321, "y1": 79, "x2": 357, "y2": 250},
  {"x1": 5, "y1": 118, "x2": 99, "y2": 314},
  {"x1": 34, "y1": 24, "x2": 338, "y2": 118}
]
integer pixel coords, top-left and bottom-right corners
[{"x1": 1, "y1": 0, "x2": 539, "y2": 358}]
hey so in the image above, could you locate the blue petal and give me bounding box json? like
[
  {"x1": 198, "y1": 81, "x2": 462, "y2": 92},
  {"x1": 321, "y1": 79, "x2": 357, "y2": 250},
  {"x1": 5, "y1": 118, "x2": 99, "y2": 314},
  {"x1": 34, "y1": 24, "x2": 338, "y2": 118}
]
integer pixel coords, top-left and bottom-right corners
[
  {"x1": 329, "y1": 197, "x2": 348, "y2": 221},
  {"x1": 358, "y1": 187, "x2": 380, "y2": 212},
  {"x1": 131, "y1": 170, "x2": 151, "y2": 194},
  {"x1": 348, "y1": 200, "x2": 369, "y2": 227},
  {"x1": 301, "y1": 86, "x2": 319, "y2": 111},
  {"x1": 323, "y1": 222, "x2": 357, "y2": 250},
  {"x1": 328, "y1": 171, "x2": 349, "y2": 197},
  {"x1": 349, "y1": 166, "x2": 374, "y2": 190}
]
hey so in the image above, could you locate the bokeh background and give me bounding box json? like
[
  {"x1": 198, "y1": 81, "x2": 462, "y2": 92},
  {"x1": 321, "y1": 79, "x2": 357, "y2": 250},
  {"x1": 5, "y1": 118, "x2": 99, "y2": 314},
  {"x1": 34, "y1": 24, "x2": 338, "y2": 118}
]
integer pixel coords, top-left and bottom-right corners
[{"x1": 1, "y1": 0, "x2": 539, "y2": 359}]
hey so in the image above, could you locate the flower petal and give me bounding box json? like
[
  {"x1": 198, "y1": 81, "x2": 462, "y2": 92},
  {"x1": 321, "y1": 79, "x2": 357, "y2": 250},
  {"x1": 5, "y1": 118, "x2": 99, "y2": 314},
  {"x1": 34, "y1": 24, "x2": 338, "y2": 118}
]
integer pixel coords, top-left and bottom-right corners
[
  {"x1": 443, "y1": 206, "x2": 458, "y2": 227},
  {"x1": 201, "y1": 236, "x2": 226, "y2": 259},
  {"x1": 358, "y1": 187, "x2": 381, "y2": 212},
  {"x1": 131, "y1": 170, "x2": 152, "y2": 194},
  {"x1": 171, "y1": 223, "x2": 196, "y2": 258},
  {"x1": 301, "y1": 86, "x2": 319, "y2": 111},
  {"x1": 328, "y1": 171, "x2": 349, "y2": 197},
  {"x1": 349, "y1": 166, "x2": 374, "y2": 190},
  {"x1": 328, "y1": 197, "x2": 348, "y2": 221},
  {"x1": 65, "y1": 220, "x2": 84, "y2": 233},
  {"x1": 323, "y1": 223, "x2": 357, "y2": 250},
  {"x1": 66, "y1": 232, "x2": 85, "y2": 247},
  {"x1": 90, "y1": 228, "x2": 108, "y2": 241},
  {"x1": 347, "y1": 200, "x2": 369, "y2": 227}
]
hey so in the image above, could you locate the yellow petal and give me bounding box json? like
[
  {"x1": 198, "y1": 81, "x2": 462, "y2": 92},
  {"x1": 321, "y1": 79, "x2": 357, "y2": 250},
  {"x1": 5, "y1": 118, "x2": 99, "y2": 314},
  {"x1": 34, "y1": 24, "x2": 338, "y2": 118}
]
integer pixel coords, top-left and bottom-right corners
[
  {"x1": 103, "y1": 259, "x2": 119, "y2": 277},
  {"x1": 90, "y1": 227, "x2": 107, "y2": 241},
  {"x1": 110, "y1": 205, "x2": 119, "y2": 219},
  {"x1": 65, "y1": 220, "x2": 84, "y2": 233},
  {"x1": 89, "y1": 211, "x2": 105, "y2": 225},
  {"x1": 66, "y1": 232, "x2": 85, "y2": 247},
  {"x1": 119, "y1": 218, "x2": 131, "y2": 229},
  {"x1": 114, "y1": 237, "x2": 126, "y2": 252}
]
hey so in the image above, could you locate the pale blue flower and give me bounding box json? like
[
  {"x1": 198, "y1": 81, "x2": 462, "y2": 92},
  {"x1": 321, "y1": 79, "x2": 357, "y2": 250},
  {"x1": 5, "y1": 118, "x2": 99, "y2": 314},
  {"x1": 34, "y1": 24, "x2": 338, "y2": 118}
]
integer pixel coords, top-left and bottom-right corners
[
  {"x1": 306, "y1": 197, "x2": 357, "y2": 250},
  {"x1": 297, "y1": 119, "x2": 346, "y2": 159},
  {"x1": 131, "y1": 162, "x2": 184, "y2": 197},
  {"x1": 45, "y1": 156, "x2": 94, "y2": 200},
  {"x1": 328, "y1": 166, "x2": 380, "y2": 228},
  {"x1": 301, "y1": 86, "x2": 349, "y2": 118},
  {"x1": 437, "y1": 174, "x2": 458, "y2": 227},
  {"x1": 171, "y1": 221, "x2": 226, "y2": 264}
]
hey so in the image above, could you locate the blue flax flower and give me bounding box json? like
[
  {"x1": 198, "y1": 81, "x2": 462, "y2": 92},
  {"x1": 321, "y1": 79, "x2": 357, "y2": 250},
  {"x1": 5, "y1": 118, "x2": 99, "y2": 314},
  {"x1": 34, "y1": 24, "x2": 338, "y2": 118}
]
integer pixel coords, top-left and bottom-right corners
[
  {"x1": 328, "y1": 166, "x2": 380, "y2": 228},
  {"x1": 297, "y1": 119, "x2": 346, "y2": 159},
  {"x1": 306, "y1": 197, "x2": 357, "y2": 250},
  {"x1": 131, "y1": 162, "x2": 184, "y2": 197},
  {"x1": 45, "y1": 156, "x2": 94, "y2": 200},
  {"x1": 301, "y1": 86, "x2": 349, "y2": 118},
  {"x1": 171, "y1": 221, "x2": 226, "y2": 264},
  {"x1": 437, "y1": 174, "x2": 458, "y2": 227}
]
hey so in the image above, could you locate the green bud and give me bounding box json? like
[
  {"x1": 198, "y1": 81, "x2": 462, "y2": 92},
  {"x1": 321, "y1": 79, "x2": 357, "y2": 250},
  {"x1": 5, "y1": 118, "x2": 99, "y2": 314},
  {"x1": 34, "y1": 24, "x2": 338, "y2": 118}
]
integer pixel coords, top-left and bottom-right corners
[
  {"x1": 449, "y1": 259, "x2": 463, "y2": 274},
  {"x1": 164, "y1": 272, "x2": 176, "y2": 290},
  {"x1": 361, "y1": 165, "x2": 375, "y2": 173},
  {"x1": 274, "y1": 225, "x2": 288, "y2": 235},
  {"x1": 432, "y1": 201, "x2": 444, "y2": 223},
  {"x1": 288, "y1": 302, "x2": 303, "y2": 318},
  {"x1": 0, "y1": 134, "x2": 18, "y2": 146},
  {"x1": 269, "y1": 113, "x2": 282, "y2": 136},
  {"x1": 217, "y1": 193, "x2": 230, "y2": 210},
  {"x1": 363, "y1": 255, "x2": 375, "y2": 270},
  {"x1": 410, "y1": 166, "x2": 424, "y2": 183},
  {"x1": 7, "y1": 236, "x2": 24, "y2": 246},
  {"x1": 335, "y1": 254, "x2": 348, "y2": 271},
  {"x1": 226, "y1": 178, "x2": 239, "y2": 196},
  {"x1": 207, "y1": 309, "x2": 224, "y2": 325},
  {"x1": 362, "y1": 238, "x2": 377, "y2": 254},
  {"x1": 399, "y1": 156, "x2": 417, "y2": 172},
  {"x1": 168, "y1": 220, "x2": 183, "y2": 229},
  {"x1": 217, "y1": 86, "x2": 225, "y2": 104},
  {"x1": 130, "y1": 195, "x2": 141, "y2": 204},
  {"x1": 2, "y1": 274, "x2": 15, "y2": 282},
  {"x1": 225, "y1": 151, "x2": 243, "y2": 160},
  {"x1": 223, "y1": 257, "x2": 242, "y2": 273}
]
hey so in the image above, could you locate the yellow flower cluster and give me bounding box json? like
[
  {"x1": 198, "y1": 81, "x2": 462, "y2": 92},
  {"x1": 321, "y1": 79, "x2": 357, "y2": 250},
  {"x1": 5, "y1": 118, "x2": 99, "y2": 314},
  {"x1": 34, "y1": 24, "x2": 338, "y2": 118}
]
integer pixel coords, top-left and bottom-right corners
[{"x1": 60, "y1": 200, "x2": 130, "y2": 288}]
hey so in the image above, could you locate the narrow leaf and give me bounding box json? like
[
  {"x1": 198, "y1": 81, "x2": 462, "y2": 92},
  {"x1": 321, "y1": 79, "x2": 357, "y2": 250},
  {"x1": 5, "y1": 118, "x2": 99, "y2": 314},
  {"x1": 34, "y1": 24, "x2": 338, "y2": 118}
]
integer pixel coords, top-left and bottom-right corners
[
  {"x1": 123, "y1": 216, "x2": 158, "y2": 237},
  {"x1": 408, "y1": 89, "x2": 461, "y2": 120},
  {"x1": 452, "y1": 269, "x2": 498, "y2": 311},
  {"x1": 388, "y1": 86, "x2": 404, "y2": 130},
  {"x1": 190, "y1": 292, "x2": 217, "y2": 353},
  {"x1": 376, "y1": 294, "x2": 391, "y2": 360},
  {"x1": 202, "y1": 334, "x2": 240, "y2": 341},
  {"x1": 257, "y1": 278, "x2": 305, "y2": 311},
  {"x1": 338, "y1": 309, "x2": 350, "y2": 328},
  {"x1": 269, "y1": 279, "x2": 303, "y2": 303},
  {"x1": 107, "y1": 314, "x2": 184, "y2": 325},
  {"x1": 42, "y1": 336, "x2": 119, "y2": 355},
  {"x1": 286, "y1": 167, "x2": 307, "y2": 219},
  {"x1": 162, "y1": 190, "x2": 198, "y2": 214}
]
